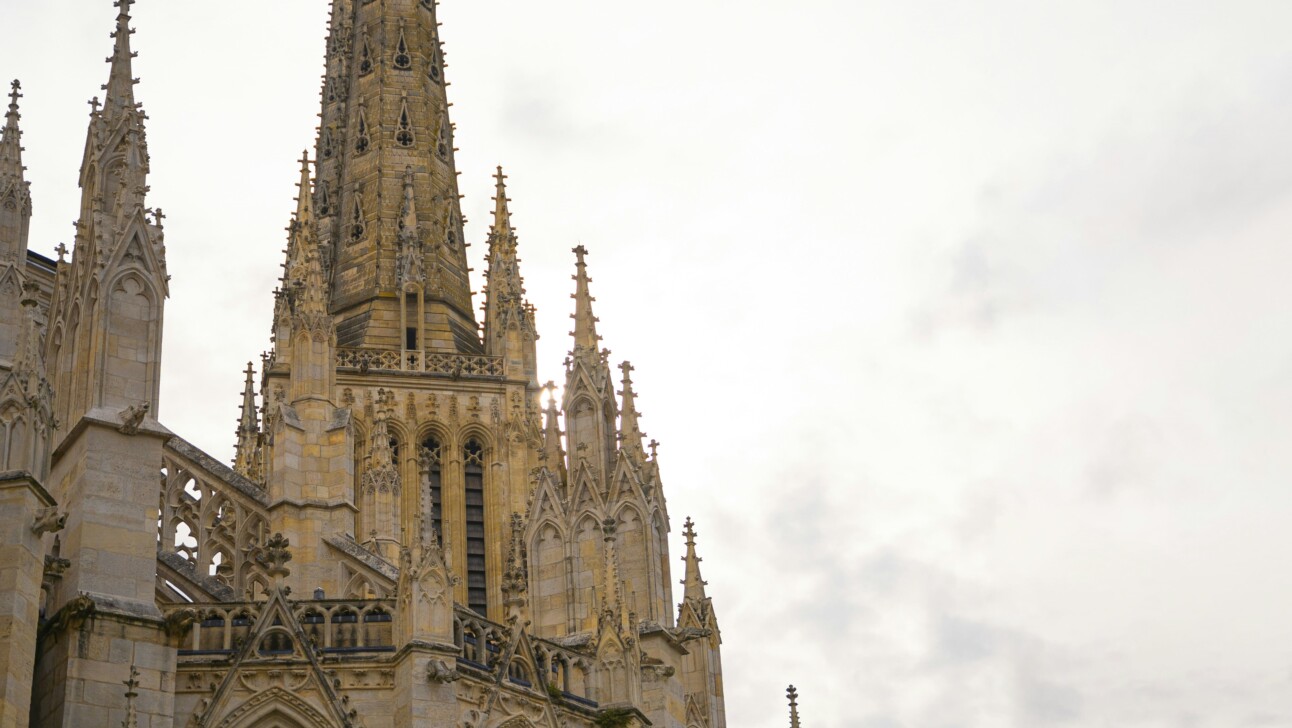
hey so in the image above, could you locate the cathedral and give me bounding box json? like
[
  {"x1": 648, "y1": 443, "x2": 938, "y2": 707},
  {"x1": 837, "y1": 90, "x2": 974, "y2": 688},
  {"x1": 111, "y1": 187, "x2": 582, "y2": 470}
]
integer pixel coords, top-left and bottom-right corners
[{"x1": 0, "y1": 1, "x2": 729, "y2": 726}]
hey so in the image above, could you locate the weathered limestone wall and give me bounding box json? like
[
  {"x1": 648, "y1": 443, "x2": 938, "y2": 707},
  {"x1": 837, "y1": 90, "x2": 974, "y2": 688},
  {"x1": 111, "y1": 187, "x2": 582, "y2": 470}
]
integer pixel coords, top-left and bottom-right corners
[{"x1": 0, "y1": 474, "x2": 54, "y2": 728}]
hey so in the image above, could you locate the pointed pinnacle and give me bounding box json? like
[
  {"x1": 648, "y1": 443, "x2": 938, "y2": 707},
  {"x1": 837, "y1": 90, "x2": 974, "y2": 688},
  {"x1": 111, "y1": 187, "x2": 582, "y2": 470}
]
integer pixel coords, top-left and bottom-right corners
[
  {"x1": 105, "y1": 0, "x2": 140, "y2": 114},
  {"x1": 618, "y1": 361, "x2": 646, "y2": 457},
  {"x1": 681, "y1": 516, "x2": 708, "y2": 601},
  {"x1": 788, "y1": 685, "x2": 801, "y2": 728},
  {"x1": 491, "y1": 165, "x2": 512, "y2": 237},
  {"x1": 570, "y1": 246, "x2": 601, "y2": 354},
  {"x1": 294, "y1": 151, "x2": 313, "y2": 224},
  {"x1": 238, "y1": 361, "x2": 258, "y2": 431},
  {"x1": 0, "y1": 80, "x2": 24, "y2": 183},
  {"x1": 5, "y1": 80, "x2": 19, "y2": 129}
]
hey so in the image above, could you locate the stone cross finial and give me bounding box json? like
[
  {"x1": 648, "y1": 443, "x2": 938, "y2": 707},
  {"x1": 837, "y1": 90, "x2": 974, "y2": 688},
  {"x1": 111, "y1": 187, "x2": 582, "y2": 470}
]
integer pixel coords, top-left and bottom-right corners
[
  {"x1": 54, "y1": 243, "x2": 68, "y2": 262},
  {"x1": 88, "y1": 97, "x2": 101, "y2": 115},
  {"x1": 6, "y1": 80, "x2": 20, "y2": 113},
  {"x1": 787, "y1": 685, "x2": 801, "y2": 728},
  {"x1": 683, "y1": 517, "x2": 697, "y2": 548}
]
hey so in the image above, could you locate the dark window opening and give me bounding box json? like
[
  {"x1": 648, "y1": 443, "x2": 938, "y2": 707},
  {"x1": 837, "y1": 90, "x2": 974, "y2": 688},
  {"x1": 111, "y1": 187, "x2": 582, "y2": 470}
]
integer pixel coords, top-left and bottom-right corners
[{"x1": 464, "y1": 439, "x2": 487, "y2": 615}]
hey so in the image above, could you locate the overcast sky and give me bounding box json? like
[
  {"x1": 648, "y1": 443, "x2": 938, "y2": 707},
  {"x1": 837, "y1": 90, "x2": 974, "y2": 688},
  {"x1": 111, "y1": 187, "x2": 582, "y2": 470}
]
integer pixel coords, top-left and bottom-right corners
[{"x1": 4, "y1": 1, "x2": 1292, "y2": 726}]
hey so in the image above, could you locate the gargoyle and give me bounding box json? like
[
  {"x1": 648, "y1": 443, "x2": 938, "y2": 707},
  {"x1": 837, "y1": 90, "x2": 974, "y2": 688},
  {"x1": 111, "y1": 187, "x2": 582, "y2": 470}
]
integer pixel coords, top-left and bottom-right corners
[
  {"x1": 31, "y1": 507, "x2": 66, "y2": 536},
  {"x1": 426, "y1": 659, "x2": 460, "y2": 684},
  {"x1": 119, "y1": 403, "x2": 150, "y2": 435}
]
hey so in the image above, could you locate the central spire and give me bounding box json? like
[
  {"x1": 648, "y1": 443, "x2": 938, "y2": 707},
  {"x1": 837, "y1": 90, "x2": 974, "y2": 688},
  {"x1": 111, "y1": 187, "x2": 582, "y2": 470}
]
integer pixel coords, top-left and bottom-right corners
[{"x1": 313, "y1": 0, "x2": 477, "y2": 353}]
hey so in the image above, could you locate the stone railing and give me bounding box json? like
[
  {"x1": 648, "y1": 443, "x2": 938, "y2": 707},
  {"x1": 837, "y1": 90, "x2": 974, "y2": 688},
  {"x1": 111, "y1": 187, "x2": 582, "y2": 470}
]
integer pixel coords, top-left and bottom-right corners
[
  {"x1": 166, "y1": 598, "x2": 397, "y2": 656},
  {"x1": 453, "y1": 607, "x2": 594, "y2": 703},
  {"x1": 336, "y1": 347, "x2": 504, "y2": 378}
]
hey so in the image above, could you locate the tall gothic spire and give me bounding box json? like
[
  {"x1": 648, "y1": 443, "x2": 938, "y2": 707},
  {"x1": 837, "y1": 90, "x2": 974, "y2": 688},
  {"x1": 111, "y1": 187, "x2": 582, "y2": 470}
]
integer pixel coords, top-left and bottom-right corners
[
  {"x1": 787, "y1": 685, "x2": 802, "y2": 728},
  {"x1": 681, "y1": 517, "x2": 708, "y2": 602},
  {"x1": 482, "y1": 166, "x2": 537, "y2": 382},
  {"x1": 313, "y1": 0, "x2": 476, "y2": 352}
]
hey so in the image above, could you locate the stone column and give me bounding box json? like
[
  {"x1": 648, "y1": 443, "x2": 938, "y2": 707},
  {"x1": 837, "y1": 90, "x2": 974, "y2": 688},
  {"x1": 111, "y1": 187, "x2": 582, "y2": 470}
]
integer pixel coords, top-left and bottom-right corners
[{"x1": 0, "y1": 472, "x2": 56, "y2": 728}]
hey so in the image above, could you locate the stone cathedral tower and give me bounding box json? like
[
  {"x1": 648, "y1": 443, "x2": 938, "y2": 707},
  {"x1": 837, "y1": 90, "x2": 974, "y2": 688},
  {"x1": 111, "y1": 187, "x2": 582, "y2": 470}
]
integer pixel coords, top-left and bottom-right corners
[{"x1": 0, "y1": 1, "x2": 729, "y2": 727}]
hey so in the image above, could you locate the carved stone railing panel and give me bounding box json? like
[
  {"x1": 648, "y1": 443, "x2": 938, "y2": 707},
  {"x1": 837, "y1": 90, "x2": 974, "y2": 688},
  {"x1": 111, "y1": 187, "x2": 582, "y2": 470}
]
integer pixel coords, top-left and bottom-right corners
[
  {"x1": 452, "y1": 606, "x2": 594, "y2": 702},
  {"x1": 336, "y1": 347, "x2": 503, "y2": 378},
  {"x1": 160, "y1": 438, "x2": 272, "y2": 602},
  {"x1": 164, "y1": 599, "x2": 396, "y2": 656}
]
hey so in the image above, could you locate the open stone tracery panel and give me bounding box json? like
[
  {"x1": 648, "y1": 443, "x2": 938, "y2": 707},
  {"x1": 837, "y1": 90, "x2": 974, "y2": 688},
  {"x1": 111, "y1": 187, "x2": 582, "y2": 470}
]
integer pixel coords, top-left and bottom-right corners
[{"x1": 160, "y1": 439, "x2": 272, "y2": 599}]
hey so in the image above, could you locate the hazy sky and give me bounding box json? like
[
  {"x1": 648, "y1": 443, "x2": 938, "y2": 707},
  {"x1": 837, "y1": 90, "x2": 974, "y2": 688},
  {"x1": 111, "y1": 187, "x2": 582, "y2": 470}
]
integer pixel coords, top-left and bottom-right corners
[{"x1": 4, "y1": 1, "x2": 1292, "y2": 726}]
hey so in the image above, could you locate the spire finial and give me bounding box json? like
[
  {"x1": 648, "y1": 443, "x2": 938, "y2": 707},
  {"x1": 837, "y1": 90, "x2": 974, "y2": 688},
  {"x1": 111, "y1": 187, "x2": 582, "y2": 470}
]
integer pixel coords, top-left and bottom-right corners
[
  {"x1": 105, "y1": 0, "x2": 141, "y2": 115},
  {"x1": 5, "y1": 80, "x2": 19, "y2": 126},
  {"x1": 788, "y1": 685, "x2": 801, "y2": 728}
]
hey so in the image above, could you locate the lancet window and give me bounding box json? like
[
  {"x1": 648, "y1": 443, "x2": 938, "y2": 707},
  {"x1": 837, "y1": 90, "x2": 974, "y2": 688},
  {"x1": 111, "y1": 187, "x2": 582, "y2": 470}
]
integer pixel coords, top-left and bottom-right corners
[
  {"x1": 393, "y1": 28, "x2": 413, "y2": 70},
  {"x1": 464, "y1": 439, "x2": 487, "y2": 615},
  {"x1": 419, "y1": 435, "x2": 443, "y2": 542}
]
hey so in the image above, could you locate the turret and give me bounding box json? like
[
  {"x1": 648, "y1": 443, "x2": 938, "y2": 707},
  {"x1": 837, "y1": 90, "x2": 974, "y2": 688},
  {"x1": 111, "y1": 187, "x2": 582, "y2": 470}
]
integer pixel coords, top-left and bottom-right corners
[
  {"x1": 32, "y1": 6, "x2": 178, "y2": 725},
  {"x1": 47, "y1": 0, "x2": 168, "y2": 431}
]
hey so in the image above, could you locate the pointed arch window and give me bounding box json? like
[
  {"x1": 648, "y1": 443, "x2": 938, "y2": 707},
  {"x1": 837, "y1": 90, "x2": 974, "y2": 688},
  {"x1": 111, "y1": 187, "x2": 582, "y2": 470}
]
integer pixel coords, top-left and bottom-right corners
[
  {"x1": 355, "y1": 109, "x2": 371, "y2": 154},
  {"x1": 317, "y1": 180, "x2": 332, "y2": 217},
  {"x1": 464, "y1": 439, "x2": 487, "y2": 615},
  {"x1": 393, "y1": 27, "x2": 413, "y2": 70},
  {"x1": 396, "y1": 100, "x2": 415, "y2": 148},
  {"x1": 351, "y1": 195, "x2": 366, "y2": 242},
  {"x1": 420, "y1": 436, "x2": 443, "y2": 542},
  {"x1": 359, "y1": 34, "x2": 374, "y2": 75}
]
